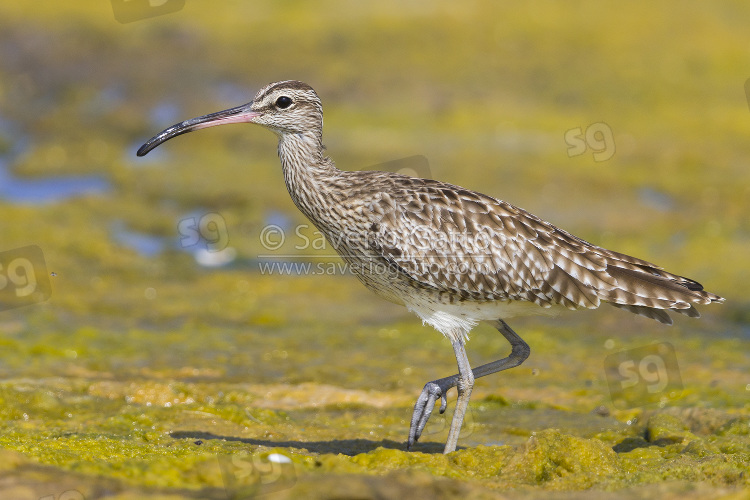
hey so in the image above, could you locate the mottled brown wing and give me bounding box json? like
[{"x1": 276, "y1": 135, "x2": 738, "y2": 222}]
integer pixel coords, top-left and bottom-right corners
[{"x1": 361, "y1": 175, "x2": 722, "y2": 322}]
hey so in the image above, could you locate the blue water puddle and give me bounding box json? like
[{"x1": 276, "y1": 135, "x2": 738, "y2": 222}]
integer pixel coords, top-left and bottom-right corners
[
  {"x1": 638, "y1": 187, "x2": 675, "y2": 212},
  {"x1": 110, "y1": 218, "x2": 238, "y2": 268},
  {"x1": 0, "y1": 118, "x2": 111, "y2": 204},
  {"x1": 109, "y1": 209, "x2": 306, "y2": 269},
  {"x1": 0, "y1": 159, "x2": 111, "y2": 204},
  {"x1": 148, "y1": 100, "x2": 183, "y2": 128},
  {"x1": 110, "y1": 222, "x2": 167, "y2": 258},
  {"x1": 263, "y1": 209, "x2": 294, "y2": 232}
]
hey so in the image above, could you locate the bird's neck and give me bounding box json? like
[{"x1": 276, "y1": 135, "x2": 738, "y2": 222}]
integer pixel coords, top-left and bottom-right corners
[{"x1": 277, "y1": 131, "x2": 340, "y2": 221}]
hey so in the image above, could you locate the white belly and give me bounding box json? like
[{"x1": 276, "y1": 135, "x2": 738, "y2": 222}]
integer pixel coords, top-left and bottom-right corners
[{"x1": 403, "y1": 294, "x2": 562, "y2": 343}]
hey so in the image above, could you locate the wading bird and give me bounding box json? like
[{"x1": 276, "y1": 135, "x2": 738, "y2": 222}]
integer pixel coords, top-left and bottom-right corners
[{"x1": 138, "y1": 80, "x2": 723, "y2": 453}]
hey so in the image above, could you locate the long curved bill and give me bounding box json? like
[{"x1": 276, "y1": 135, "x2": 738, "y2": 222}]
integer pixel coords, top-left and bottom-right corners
[{"x1": 137, "y1": 103, "x2": 260, "y2": 157}]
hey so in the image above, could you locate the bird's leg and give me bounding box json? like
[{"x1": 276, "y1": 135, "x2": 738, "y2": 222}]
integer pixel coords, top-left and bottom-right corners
[
  {"x1": 407, "y1": 320, "x2": 530, "y2": 452},
  {"x1": 471, "y1": 320, "x2": 530, "y2": 379},
  {"x1": 443, "y1": 338, "x2": 474, "y2": 453}
]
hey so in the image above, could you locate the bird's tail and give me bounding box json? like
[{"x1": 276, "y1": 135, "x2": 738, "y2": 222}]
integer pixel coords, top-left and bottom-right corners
[{"x1": 601, "y1": 262, "x2": 724, "y2": 325}]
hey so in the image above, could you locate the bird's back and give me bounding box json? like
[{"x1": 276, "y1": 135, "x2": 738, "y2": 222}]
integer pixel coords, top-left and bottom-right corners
[{"x1": 319, "y1": 169, "x2": 723, "y2": 325}]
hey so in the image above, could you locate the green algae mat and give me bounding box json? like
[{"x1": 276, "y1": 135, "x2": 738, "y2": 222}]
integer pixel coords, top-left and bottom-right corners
[{"x1": 1, "y1": 2, "x2": 749, "y2": 499}]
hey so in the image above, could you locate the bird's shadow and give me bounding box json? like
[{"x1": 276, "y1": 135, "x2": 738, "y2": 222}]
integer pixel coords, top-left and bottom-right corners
[{"x1": 170, "y1": 431, "x2": 448, "y2": 455}]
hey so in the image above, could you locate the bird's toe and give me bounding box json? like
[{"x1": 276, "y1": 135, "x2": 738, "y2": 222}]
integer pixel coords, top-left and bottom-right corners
[{"x1": 407, "y1": 380, "x2": 449, "y2": 450}]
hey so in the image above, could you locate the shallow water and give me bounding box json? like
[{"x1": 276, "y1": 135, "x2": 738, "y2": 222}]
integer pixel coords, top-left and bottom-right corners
[{"x1": 0, "y1": 165, "x2": 111, "y2": 203}]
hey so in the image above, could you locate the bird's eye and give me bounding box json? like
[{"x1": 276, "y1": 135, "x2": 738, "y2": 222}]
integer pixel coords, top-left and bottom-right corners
[{"x1": 275, "y1": 96, "x2": 293, "y2": 109}]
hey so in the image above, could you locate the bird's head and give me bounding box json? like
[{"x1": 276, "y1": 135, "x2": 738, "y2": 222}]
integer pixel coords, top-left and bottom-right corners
[{"x1": 137, "y1": 80, "x2": 323, "y2": 157}]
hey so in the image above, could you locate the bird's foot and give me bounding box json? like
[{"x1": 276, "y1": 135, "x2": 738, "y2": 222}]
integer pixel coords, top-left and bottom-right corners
[{"x1": 406, "y1": 378, "x2": 453, "y2": 450}]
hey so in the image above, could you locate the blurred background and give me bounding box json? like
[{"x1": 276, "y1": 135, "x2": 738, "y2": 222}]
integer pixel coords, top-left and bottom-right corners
[{"x1": 0, "y1": 1, "x2": 748, "y2": 498}]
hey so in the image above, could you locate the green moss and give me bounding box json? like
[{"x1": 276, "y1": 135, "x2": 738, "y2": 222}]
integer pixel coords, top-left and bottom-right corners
[
  {"x1": 646, "y1": 414, "x2": 698, "y2": 445},
  {"x1": 682, "y1": 439, "x2": 720, "y2": 458},
  {"x1": 503, "y1": 430, "x2": 624, "y2": 488},
  {"x1": 717, "y1": 418, "x2": 750, "y2": 437}
]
